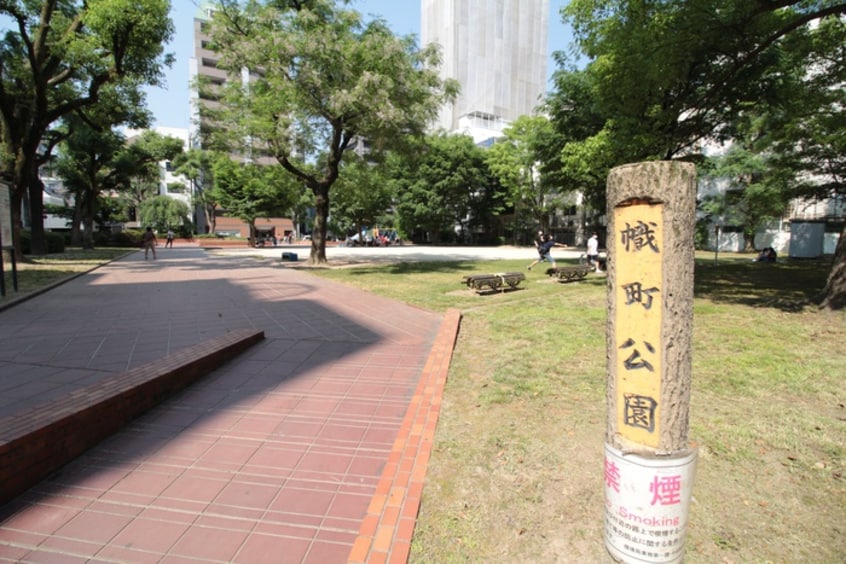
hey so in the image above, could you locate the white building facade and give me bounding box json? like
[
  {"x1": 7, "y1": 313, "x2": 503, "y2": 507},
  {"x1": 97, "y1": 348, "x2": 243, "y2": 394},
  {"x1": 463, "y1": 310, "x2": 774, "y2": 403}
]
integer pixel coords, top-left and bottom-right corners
[{"x1": 421, "y1": 0, "x2": 549, "y2": 143}]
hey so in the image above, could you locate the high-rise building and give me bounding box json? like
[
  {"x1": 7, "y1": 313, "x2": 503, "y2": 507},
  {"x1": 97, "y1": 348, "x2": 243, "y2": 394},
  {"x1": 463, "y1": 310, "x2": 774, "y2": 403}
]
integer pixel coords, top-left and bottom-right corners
[
  {"x1": 421, "y1": 0, "x2": 549, "y2": 144},
  {"x1": 189, "y1": 3, "x2": 226, "y2": 152},
  {"x1": 188, "y1": 3, "x2": 294, "y2": 239}
]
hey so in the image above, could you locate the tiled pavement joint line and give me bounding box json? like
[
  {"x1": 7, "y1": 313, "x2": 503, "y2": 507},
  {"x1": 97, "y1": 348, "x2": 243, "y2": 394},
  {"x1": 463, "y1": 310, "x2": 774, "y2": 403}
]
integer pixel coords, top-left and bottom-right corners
[
  {"x1": 348, "y1": 308, "x2": 462, "y2": 564},
  {"x1": 0, "y1": 328, "x2": 265, "y2": 506}
]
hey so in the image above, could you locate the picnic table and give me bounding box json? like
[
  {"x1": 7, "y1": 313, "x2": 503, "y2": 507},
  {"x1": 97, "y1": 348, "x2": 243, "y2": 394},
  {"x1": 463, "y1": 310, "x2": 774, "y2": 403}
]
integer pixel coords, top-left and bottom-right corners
[{"x1": 462, "y1": 272, "x2": 525, "y2": 293}]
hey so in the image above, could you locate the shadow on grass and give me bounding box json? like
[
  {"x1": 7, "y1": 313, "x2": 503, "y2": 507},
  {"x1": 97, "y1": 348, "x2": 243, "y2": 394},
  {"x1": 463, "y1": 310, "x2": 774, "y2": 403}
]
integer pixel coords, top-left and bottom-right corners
[
  {"x1": 693, "y1": 257, "x2": 831, "y2": 312},
  {"x1": 1, "y1": 268, "x2": 78, "y2": 305},
  {"x1": 342, "y1": 260, "x2": 483, "y2": 276}
]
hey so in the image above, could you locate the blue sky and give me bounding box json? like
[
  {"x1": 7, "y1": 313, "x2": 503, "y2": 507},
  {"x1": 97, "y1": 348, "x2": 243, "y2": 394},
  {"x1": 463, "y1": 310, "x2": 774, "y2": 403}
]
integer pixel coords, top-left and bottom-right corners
[{"x1": 146, "y1": 0, "x2": 575, "y2": 129}]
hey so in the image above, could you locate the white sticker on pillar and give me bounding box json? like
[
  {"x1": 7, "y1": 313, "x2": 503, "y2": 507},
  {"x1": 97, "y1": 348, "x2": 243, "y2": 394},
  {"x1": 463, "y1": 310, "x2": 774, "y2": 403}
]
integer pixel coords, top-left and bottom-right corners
[{"x1": 604, "y1": 443, "x2": 697, "y2": 564}]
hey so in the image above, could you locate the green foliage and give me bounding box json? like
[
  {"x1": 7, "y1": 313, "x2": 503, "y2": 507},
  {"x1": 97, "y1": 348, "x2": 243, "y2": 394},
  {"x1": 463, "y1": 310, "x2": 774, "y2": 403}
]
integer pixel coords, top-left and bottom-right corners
[
  {"x1": 110, "y1": 229, "x2": 143, "y2": 247},
  {"x1": 552, "y1": 0, "x2": 846, "y2": 198},
  {"x1": 551, "y1": 1, "x2": 846, "y2": 307},
  {"x1": 0, "y1": 0, "x2": 175, "y2": 256},
  {"x1": 211, "y1": 156, "x2": 298, "y2": 238},
  {"x1": 139, "y1": 196, "x2": 191, "y2": 234},
  {"x1": 17, "y1": 230, "x2": 65, "y2": 254},
  {"x1": 389, "y1": 134, "x2": 503, "y2": 243},
  {"x1": 701, "y1": 137, "x2": 793, "y2": 249},
  {"x1": 115, "y1": 130, "x2": 185, "y2": 215},
  {"x1": 172, "y1": 148, "x2": 220, "y2": 232},
  {"x1": 56, "y1": 121, "x2": 184, "y2": 248},
  {"x1": 205, "y1": 0, "x2": 457, "y2": 261},
  {"x1": 330, "y1": 155, "x2": 393, "y2": 238},
  {"x1": 486, "y1": 116, "x2": 561, "y2": 237}
]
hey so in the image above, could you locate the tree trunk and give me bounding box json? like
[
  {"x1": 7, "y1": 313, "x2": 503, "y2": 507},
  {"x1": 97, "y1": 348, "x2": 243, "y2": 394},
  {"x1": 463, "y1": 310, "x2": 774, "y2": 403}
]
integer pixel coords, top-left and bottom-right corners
[
  {"x1": 27, "y1": 176, "x2": 47, "y2": 255},
  {"x1": 205, "y1": 203, "x2": 216, "y2": 234},
  {"x1": 9, "y1": 191, "x2": 24, "y2": 262},
  {"x1": 6, "y1": 140, "x2": 45, "y2": 258},
  {"x1": 248, "y1": 221, "x2": 257, "y2": 247},
  {"x1": 309, "y1": 185, "x2": 329, "y2": 264},
  {"x1": 743, "y1": 228, "x2": 755, "y2": 251},
  {"x1": 817, "y1": 224, "x2": 846, "y2": 310},
  {"x1": 82, "y1": 190, "x2": 97, "y2": 249},
  {"x1": 71, "y1": 197, "x2": 84, "y2": 246}
]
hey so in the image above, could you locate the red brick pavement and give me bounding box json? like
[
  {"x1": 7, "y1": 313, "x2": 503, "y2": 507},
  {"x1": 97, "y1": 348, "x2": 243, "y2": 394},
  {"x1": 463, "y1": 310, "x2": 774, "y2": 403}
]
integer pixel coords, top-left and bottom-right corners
[{"x1": 0, "y1": 248, "x2": 460, "y2": 563}]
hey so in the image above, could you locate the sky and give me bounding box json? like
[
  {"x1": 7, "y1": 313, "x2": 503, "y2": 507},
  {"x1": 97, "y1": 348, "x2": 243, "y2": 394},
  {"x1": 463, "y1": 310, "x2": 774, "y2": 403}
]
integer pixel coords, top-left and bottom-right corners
[{"x1": 146, "y1": 0, "x2": 575, "y2": 129}]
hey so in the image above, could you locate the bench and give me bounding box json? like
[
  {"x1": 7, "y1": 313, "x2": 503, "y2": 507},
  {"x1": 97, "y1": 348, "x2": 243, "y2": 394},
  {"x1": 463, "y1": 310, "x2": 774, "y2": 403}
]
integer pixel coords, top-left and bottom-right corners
[
  {"x1": 462, "y1": 272, "x2": 525, "y2": 293},
  {"x1": 546, "y1": 265, "x2": 592, "y2": 282}
]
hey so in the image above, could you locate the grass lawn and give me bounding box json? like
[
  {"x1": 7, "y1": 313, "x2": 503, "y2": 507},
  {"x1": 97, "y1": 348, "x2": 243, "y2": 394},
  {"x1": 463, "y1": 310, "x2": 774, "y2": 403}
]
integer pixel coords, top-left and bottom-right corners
[{"x1": 308, "y1": 252, "x2": 845, "y2": 563}]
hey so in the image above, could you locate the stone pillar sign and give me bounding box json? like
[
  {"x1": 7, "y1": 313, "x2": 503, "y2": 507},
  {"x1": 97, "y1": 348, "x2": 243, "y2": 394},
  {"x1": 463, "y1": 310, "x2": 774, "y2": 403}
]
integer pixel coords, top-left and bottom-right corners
[{"x1": 603, "y1": 162, "x2": 697, "y2": 564}]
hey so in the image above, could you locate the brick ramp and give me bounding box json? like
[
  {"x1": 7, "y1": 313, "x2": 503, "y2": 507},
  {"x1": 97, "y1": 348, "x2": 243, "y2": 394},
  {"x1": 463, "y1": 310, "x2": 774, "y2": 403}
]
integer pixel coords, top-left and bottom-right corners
[{"x1": 0, "y1": 328, "x2": 264, "y2": 505}]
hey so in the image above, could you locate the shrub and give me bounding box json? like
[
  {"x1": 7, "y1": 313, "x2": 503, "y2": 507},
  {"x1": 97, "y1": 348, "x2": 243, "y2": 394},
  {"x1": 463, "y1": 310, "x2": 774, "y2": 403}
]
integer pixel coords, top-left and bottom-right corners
[
  {"x1": 116, "y1": 229, "x2": 144, "y2": 247},
  {"x1": 45, "y1": 231, "x2": 65, "y2": 253},
  {"x1": 177, "y1": 223, "x2": 194, "y2": 239},
  {"x1": 94, "y1": 231, "x2": 112, "y2": 246},
  {"x1": 17, "y1": 230, "x2": 65, "y2": 254}
]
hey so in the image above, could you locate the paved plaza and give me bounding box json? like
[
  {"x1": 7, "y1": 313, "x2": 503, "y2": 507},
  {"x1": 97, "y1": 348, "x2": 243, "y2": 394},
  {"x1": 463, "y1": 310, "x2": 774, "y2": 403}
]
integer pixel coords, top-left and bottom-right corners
[{"x1": 0, "y1": 246, "x2": 467, "y2": 563}]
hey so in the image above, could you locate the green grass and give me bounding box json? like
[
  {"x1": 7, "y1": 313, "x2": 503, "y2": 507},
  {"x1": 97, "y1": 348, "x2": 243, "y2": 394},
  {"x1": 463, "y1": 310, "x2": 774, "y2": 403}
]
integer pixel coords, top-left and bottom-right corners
[{"x1": 310, "y1": 252, "x2": 846, "y2": 563}]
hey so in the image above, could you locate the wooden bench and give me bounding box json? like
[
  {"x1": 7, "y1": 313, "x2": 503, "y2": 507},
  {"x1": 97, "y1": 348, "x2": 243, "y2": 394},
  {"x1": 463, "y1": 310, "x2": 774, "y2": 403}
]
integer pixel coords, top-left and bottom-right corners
[
  {"x1": 546, "y1": 265, "x2": 592, "y2": 282},
  {"x1": 463, "y1": 272, "x2": 525, "y2": 293}
]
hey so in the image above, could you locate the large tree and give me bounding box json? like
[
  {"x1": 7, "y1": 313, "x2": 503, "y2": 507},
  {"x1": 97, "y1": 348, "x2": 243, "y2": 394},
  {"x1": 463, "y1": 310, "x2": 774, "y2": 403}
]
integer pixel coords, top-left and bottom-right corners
[
  {"x1": 329, "y1": 154, "x2": 393, "y2": 241},
  {"x1": 390, "y1": 133, "x2": 501, "y2": 244},
  {"x1": 485, "y1": 115, "x2": 564, "y2": 240},
  {"x1": 172, "y1": 148, "x2": 220, "y2": 234},
  {"x1": 109, "y1": 131, "x2": 185, "y2": 227},
  {"x1": 55, "y1": 84, "x2": 159, "y2": 248},
  {"x1": 57, "y1": 119, "x2": 127, "y2": 248},
  {"x1": 561, "y1": 0, "x2": 846, "y2": 159},
  {"x1": 0, "y1": 0, "x2": 174, "y2": 257},
  {"x1": 139, "y1": 195, "x2": 191, "y2": 234},
  {"x1": 211, "y1": 156, "x2": 299, "y2": 244},
  {"x1": 206, "y1": 0, "x2": 457, "y2": 264},
  {"x1": 556, "y1": 0, "x2": 846, "y2": 309},
  {"x1": 544, "y1": 68, "x2": 619, "y2": 223}
]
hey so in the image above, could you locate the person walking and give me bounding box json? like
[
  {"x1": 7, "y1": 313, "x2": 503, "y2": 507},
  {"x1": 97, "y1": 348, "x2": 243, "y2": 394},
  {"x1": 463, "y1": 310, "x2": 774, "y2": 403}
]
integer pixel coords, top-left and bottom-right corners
[
  {"x1": 142, "y1": 227, "x2": 158, "y2": 260},
  {"x1": 165, "y1": 228, "x2": 174, "y2": 248},
  {"x1": 527, "y1": 233, "x2": 565, "y2": 271},
  {"x1": 587, "y1": 232, "x2": 600, "y2": 272}
]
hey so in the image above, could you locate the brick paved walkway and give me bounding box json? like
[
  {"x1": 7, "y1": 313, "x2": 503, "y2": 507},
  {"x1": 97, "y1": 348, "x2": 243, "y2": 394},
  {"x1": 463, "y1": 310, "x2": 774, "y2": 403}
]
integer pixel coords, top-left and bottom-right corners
[{"x1": 0, "y1": 248, "x2": 459, "y2": 563}]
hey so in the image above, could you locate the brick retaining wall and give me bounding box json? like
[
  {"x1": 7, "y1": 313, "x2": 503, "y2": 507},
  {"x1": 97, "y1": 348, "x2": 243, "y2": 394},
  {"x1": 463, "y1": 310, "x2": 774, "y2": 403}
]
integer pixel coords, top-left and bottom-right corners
[{"x1": 0, "y1": 328, "x2": 264, "y2": 505}]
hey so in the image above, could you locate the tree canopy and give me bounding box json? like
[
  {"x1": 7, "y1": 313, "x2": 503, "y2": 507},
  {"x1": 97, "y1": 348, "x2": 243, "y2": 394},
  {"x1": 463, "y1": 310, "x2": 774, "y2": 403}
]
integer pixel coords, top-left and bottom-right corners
[
  {"x1": 205, "y1": 0, "x2": 457, "y2": 263},
  {"x1": 560, "y1": 0, "x2": 846, "y2": 160},
  {"x1": 211, "y1": 156, "x2": 299, "y2": 243},
  {"x1": 552, "y1": 0, "x2": 846, "y2": 308},
  {"x1": 172, "y1": 148, "x2": 220, "y2": 234},
  {"x1": 486, "y1": 116, "x2": 561, "y2": 239},
  {"x1": 0, "y1": 0, "x2": 174, "y2": 256},
  {"x1": 329, "y1": 155, "x2": 393, "y2": 240},
  {"x1": 390, "y1": 133, "x2": 502, "y2": 244}
]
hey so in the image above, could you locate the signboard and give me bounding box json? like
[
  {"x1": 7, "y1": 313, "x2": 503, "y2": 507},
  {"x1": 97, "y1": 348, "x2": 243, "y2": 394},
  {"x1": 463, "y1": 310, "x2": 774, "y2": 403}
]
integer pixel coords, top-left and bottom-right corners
[
  {"x1": 614, "y1": 203, "x2": 664, "y2": 448},
  {"x1": 605, "y1": 162, "x2": 697, "y2": 563},
  {"x1": 0, "y1": 181, "x2": 11, "y2": 249},
  {"x1": 604, "y1": 444, "x2": 697, "y2": 564}
]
